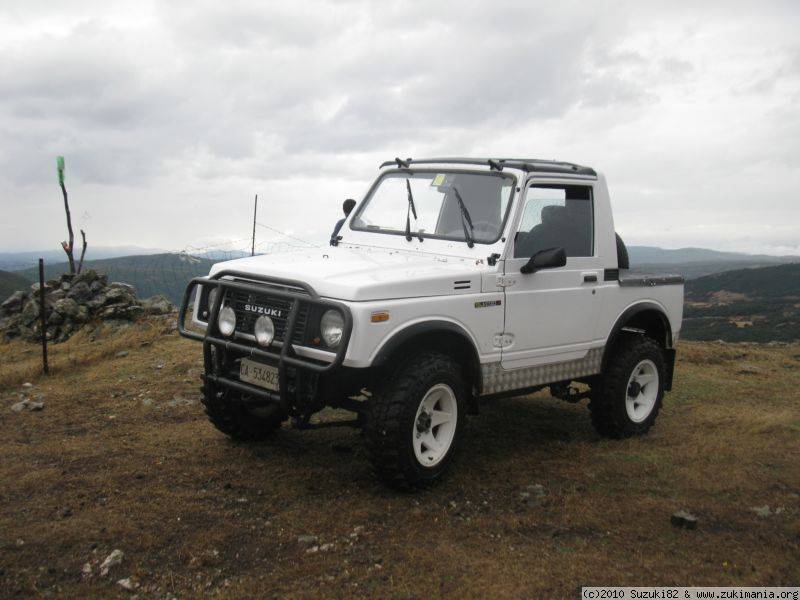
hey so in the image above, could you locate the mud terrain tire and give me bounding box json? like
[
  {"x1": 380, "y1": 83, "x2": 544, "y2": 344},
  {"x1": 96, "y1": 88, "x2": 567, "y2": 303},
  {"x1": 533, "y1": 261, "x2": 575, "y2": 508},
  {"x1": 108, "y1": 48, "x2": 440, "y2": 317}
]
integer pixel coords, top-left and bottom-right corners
[
  {"x1": 364, "y1": 351, "x2": 466, "y2": 489},
  {"x1": 589, "y1": 335, "x2": 665, "y2": 439}
]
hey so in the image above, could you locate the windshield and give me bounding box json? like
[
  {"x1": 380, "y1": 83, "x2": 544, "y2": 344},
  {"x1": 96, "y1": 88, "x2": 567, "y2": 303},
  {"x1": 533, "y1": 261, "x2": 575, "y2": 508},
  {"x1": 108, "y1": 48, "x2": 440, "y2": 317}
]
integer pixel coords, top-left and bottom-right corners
[{"x1": 350, "y1": 170, "x2": 515, "y2": 244}]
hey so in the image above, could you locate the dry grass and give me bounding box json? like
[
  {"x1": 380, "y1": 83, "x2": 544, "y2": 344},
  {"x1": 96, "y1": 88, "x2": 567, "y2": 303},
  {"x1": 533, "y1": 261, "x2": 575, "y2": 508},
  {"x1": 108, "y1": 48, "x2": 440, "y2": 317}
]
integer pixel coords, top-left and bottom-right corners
[{"x1": 0, "y1": 329, "x2": 798, "y2": 598}]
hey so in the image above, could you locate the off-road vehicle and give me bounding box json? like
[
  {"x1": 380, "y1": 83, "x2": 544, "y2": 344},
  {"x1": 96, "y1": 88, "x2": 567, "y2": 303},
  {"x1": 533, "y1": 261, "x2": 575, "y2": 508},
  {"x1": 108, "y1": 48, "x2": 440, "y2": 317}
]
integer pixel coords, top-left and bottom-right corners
[{"x1": 178, "y1": 157, "x2": 684, "y2": 488}]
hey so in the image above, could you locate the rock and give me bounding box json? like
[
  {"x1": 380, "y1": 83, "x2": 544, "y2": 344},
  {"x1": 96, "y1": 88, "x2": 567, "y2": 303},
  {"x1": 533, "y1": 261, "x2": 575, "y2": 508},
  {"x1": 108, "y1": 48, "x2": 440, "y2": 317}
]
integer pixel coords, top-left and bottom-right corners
[
  {"x1": 1, "y1": 291, "x2": 26, "y2": 314},
  {"x1": 105, "y1": 283, "x2": 136, "y2": 304},
  {"x1": 21, "y1": 299, "x2": 40, "y2": 324},
  {"x1": 81, "y1": 562, "x2": 93, "y2": 578},
  {"x1": 141, "y1": 294, "x2": 173, "y2": 315},
  {"x1": 73, "y1": 268, "x2": 100, "y2": 285},
  {"x1": 100, "y1": 304, "x2": 143, "y2": 320},
  {"x1": 58, "y1": 506, "x2": 73, "y2": 519},
  {"x1": 27, "y1": 401, "x2": 44, "y2": 411},
  {"x1": 22, "y1": 382, "x2": 33, "y2": 389},
  {"x1": 750, "y1": 505, "x2": 772, "y2": 517},
  {"x1": 297, "y1": 535, "x2": 318, "y2": 545},
  {"x1": 11, "y1": 400, "x2": 28, "y2": 413},
  {"x1": 53, "y1": 297, "x2": 80, "y2": 319},
  {"x1": 74, "y1": 305, "x2": 90, "y2": 323},
  {"x1": 520, "y1": 484, "x2": 547, "y2": 507},
  {"x1": 115, "y1": 350, "x2": 130, "y2": 358},
  {"x1": 167, "y1": 396, "x2": 195, "y2": 407},
  {"x1": 670, "y1": 510, "x2": 698, "y2": 529},
  {"x1": 141, "y1": 397, "x2": 154, "y2": 407},
  {"x1": 48, "y1": 288, "x2": 66, "y2": 302},
  {"x1": 48, "y1": 311, "x2": 64, "y2": 326},
  {"x1": 737, "y1": 364, "x2": 762, "y2": 375},
  {"x1": 99, "y1": 549, "x2": 124, "y2": 576},
  {"x1": 66, "y1": 281, "x2": 92, "y2": 302},
  {"x1": 117, "y1": 577, "x2": 136, "y2": 591},
  {"x1": 108, "y1": 281, "x2": 135, "y2": 292},
  {"x1": 89, "y1": 280, "x2": 104, "y2": 294}
]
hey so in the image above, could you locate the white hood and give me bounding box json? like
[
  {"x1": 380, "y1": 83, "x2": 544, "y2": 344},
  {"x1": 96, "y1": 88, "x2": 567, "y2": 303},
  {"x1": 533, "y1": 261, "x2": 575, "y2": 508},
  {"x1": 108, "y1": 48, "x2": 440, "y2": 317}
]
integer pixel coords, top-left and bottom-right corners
[{"x1": 208, "y1": 246, "x2": 487, "y2": 301}]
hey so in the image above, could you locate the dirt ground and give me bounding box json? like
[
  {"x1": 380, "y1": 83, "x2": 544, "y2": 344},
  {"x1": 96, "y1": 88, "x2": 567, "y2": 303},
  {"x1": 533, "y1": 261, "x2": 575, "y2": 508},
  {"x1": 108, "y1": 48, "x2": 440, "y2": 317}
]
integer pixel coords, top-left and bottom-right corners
[{"x1": 1, "y1": 320, "x2": 798, "y2": 598}]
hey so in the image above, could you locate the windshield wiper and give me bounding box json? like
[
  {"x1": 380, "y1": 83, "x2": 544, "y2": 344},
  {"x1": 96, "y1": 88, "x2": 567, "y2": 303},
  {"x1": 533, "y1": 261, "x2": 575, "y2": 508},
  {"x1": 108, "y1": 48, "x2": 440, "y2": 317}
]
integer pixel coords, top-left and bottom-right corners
[
  {"x1": 452, "y1": 185, "x2": 475, "y2": 248},
  {"x1": 405, "y1": 179, "x2": 422, "y2": 242}
]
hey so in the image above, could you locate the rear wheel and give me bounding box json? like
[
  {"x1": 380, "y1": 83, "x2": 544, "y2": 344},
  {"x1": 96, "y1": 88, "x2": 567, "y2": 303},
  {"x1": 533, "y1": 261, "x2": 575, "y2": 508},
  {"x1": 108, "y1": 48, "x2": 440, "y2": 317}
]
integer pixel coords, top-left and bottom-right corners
[
  {"x1": 364, "y1": 352, "x2": 465, "y2": 488},
  {"x1": 589, "y1": 335, "x2": 665, "y2": 438},
  {"x1": 202, "y1": 382, "x2": 287, "y2": 440}
]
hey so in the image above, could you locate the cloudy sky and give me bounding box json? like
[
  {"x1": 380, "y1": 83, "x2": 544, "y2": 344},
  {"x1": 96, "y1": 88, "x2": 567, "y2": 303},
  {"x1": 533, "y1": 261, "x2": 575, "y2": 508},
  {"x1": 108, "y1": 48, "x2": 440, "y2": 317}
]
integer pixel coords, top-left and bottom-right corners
[{"x1": 1, "y1": 0, "x2": 798, "y2": 256}]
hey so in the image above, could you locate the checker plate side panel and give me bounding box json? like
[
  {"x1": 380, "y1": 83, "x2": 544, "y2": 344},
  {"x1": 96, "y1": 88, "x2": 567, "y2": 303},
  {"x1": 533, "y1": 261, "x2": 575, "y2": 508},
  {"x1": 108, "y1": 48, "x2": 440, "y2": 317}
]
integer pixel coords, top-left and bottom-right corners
[{"x1": 481, "y1": 347, "x2": 603, "y2": 395}]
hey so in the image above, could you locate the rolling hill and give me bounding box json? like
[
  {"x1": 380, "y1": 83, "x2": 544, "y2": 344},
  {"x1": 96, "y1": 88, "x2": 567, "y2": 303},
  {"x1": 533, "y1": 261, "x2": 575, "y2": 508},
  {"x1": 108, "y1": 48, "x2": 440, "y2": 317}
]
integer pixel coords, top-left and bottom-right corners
[
  {"x1": 15, "y1": 253, "x2": 215, "y2": 305},
  {"x1": 627, "y1": 245, "x2": 797, "y2": 264},
  {"x1": 0, "y1": 246, "x2": 166, "y2": 272},
  {"x1": 628, "y1": 245, "x2": 798, "y2": 280},
  {"x1": 682, "y1": 263, "x2": 800, "y2": 342},
  {"x1": 0, "y1": 270, "x2": 32, "y2": 302}
]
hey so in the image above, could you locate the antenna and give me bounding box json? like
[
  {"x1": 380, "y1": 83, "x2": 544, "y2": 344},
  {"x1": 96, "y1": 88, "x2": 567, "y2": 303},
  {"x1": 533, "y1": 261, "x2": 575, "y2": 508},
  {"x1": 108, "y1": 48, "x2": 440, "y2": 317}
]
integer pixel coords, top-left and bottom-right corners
[{"x1": 251, "y1": 194, "x2": 258, "y2": 256}]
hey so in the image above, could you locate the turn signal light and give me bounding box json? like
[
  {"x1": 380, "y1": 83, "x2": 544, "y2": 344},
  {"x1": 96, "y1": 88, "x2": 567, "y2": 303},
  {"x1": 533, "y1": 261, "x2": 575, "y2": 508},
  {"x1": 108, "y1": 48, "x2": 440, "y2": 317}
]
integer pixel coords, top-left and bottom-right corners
[{"x1": 371, "y1": 311, "x2": 390, "y2": 323}]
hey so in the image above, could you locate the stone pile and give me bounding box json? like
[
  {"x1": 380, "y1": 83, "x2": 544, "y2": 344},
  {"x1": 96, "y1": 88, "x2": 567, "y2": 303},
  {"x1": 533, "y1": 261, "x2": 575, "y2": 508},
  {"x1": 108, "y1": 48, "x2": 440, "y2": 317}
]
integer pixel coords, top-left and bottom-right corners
[{"x1": 0, "y1": 269, "x2": 173, "y2": 343}]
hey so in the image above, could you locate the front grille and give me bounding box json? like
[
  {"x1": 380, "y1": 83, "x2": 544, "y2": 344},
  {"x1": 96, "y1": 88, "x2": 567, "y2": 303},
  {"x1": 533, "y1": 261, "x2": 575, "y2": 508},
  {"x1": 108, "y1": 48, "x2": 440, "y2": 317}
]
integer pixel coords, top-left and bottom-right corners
[{"x1": 227, "y1": 290, "x2": 309, "y2": 345}]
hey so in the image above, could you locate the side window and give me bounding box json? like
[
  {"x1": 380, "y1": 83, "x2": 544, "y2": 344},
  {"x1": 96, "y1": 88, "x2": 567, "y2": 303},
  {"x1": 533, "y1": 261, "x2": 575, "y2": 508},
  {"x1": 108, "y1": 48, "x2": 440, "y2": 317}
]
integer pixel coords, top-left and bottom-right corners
[{"x1": 513, "y1": 184, "x2": 593, "y2": 258}]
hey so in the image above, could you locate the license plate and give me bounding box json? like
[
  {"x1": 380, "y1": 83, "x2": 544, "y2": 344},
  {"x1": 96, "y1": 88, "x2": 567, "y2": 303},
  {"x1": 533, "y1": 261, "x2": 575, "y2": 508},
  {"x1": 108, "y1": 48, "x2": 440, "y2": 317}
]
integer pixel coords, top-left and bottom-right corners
[{"x1": 239, "y1": 358, "x2": 279, "y2": 392}]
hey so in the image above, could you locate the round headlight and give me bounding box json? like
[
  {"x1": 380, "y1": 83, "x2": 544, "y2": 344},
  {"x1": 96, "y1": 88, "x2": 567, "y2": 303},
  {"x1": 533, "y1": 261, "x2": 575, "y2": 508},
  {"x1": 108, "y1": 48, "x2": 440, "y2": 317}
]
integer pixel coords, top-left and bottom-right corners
[
  {"x1": 254, "y1": 315, "x2": 275, "y2": 347},
  {"x1": 203, "y1": 287, "x2": 218, "y2": 319},
  {"x1": 218, "y1": 305, "x2": 236, "y2": 336},
  {"x1": 320, "y1": 309, "x2": 344, "y2": 348}
]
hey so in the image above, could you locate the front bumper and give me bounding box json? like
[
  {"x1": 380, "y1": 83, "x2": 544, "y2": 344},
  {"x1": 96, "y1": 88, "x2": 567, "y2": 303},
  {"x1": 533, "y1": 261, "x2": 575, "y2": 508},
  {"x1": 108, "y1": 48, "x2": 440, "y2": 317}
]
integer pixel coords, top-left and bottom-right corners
[{"x1": 177, "y1": 270, "x2": 353, "y2": 406}]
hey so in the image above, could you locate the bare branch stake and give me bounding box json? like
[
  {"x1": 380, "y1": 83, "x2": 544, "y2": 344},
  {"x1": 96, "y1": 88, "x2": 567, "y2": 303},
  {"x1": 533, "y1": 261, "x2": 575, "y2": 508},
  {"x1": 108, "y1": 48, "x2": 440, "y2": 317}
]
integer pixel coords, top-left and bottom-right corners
[{"x1": 77, "y1": 230, "x2": 87, "y2": 274}]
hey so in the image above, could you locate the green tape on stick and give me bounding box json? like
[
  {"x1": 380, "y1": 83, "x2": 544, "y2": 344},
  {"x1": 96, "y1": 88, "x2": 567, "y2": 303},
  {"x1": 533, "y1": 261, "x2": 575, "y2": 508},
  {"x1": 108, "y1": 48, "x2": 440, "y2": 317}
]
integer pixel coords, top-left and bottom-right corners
[{"x1": 57, "y1": 156, "x2": 65, "y2": 185}]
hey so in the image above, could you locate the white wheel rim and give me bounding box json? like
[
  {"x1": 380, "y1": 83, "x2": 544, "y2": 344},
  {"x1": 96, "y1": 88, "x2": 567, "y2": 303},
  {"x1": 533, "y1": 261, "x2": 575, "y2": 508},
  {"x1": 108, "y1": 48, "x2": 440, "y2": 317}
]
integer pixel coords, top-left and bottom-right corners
[
  {"x1": 625, "y1": 359, "x2": 659, "y2": 423},
  {"x1": 412, "y1": 383, "x2": 458, "y2": 467}
]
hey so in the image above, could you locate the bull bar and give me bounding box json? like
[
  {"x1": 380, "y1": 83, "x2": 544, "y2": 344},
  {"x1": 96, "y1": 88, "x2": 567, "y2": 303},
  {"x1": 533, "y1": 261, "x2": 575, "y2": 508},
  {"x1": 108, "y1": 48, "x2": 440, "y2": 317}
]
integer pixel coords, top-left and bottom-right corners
[{"x1": 177, "y1": 270, "x2": 353, "y2": 406}]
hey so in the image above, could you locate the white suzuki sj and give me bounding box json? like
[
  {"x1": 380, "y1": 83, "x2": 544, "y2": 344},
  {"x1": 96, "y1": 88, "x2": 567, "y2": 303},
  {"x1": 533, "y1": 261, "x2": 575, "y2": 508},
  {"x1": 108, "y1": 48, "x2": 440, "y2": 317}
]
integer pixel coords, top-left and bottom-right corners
[{"x1": 178, "y1": 157, "x2": 684, "y2": 488}]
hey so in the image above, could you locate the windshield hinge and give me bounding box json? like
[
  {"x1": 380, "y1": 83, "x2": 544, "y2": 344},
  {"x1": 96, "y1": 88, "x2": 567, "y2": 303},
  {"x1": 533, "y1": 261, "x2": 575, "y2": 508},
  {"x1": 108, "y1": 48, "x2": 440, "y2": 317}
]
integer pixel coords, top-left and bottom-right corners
[
  {"x1": 496, "y1": 275, "x2": 516, "y2": 288},
  {"x1": 487, "y1": 253, "x2": 501, "y2": 266}
]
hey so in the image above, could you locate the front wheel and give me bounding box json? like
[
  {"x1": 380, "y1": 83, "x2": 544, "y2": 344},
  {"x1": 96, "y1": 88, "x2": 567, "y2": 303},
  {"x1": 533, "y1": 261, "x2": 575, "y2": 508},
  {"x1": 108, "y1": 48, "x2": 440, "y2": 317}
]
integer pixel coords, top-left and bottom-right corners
[
  {"x1": 589, "y1": 335, "x2": 665, "y2": 438},
  {"x1": 364, "y1": 352, "x2": 465, "y2": 488}
]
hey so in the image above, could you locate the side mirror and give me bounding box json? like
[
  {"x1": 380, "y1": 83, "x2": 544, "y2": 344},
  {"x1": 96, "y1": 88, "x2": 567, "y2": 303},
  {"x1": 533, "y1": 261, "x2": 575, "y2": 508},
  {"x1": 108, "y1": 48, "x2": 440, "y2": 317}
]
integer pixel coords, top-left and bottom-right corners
[{"x1": 520, "y1": 247, "x2": 566, "y2": 274}]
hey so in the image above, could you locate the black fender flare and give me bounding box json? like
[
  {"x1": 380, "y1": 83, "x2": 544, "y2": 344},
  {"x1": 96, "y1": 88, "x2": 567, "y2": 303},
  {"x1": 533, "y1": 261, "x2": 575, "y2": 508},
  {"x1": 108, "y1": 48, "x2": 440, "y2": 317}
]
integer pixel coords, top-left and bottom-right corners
[
  {"x1": 371, "y1": 320, "x2": 483, "y2": 394},
  {"x1": 601, "y1": 301, "x2": 675, "y2": 390},
  {"x1": 603, "y1": 302, "x2": 673, "y2": 359}
]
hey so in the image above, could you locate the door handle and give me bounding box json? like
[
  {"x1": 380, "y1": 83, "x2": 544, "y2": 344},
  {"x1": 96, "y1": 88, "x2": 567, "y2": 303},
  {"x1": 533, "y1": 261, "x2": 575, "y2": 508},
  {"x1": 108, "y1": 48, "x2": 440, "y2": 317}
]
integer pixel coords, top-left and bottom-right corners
[{"x1": 583, "y1": 273, "x2": 598, "y2": 283}]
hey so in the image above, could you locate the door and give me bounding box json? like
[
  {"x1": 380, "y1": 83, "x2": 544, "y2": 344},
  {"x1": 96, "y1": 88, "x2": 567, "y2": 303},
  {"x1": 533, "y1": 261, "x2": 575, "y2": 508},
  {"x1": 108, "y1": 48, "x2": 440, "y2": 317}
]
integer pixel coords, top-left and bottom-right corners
[{"x1": 501, "y1": 182, "x2": 602, "y2": 369}]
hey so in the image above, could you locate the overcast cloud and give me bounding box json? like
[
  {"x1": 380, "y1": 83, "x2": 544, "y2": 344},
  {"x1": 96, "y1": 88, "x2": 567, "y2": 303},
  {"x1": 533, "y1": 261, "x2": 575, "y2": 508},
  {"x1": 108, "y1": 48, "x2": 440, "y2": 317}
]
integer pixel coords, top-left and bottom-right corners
[{"x1": 1, "y1": 0, "x2": 798, "y2": 255}]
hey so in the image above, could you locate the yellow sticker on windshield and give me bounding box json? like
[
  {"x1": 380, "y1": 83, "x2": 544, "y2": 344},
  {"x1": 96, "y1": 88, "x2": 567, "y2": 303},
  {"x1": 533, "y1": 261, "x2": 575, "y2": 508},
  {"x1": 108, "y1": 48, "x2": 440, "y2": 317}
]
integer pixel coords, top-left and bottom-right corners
[{"x1": 431, "y1": 174, "x2": 446, "y2": 186}]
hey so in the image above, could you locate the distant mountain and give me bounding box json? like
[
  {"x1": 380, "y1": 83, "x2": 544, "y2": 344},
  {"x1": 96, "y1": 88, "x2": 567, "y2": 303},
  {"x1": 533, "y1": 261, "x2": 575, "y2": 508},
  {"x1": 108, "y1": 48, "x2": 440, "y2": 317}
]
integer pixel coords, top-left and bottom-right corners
[
  {"x1": 682, "y1": 263, "x2": 800, "y2": 343},
  {"x1": 627, "y1": 245, "x2": 799, "y2": 280},
  {"x1": 0, "y1": 246, "x2": 166, "y2": 271},
  {"x1": 16, "y1": 253, "x2": 215, "y2": 305},
  {"x1": 686, "y1": 262, "x2": 800, "y2": 299},
  {"x1": 193, "y1": 250, "x2": 250, "y2": 260},
  {"x1": 0, "y1": 270, "x2": 32, "y2": 302},
  {"x1": 628, "y1": 246, "x2": 797, "y2": 265},
  {"x1": 630, "y1": 260, "x2": 797, "y2": 281}
]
